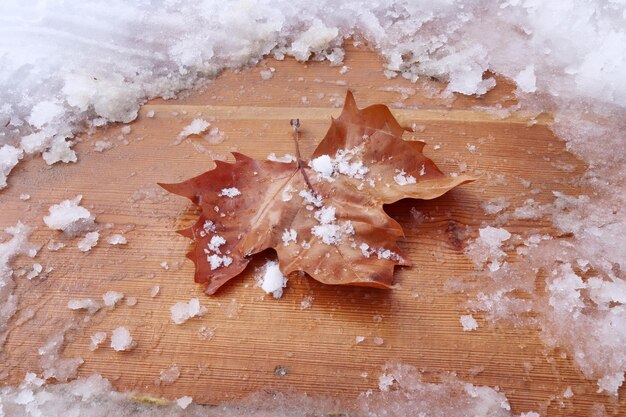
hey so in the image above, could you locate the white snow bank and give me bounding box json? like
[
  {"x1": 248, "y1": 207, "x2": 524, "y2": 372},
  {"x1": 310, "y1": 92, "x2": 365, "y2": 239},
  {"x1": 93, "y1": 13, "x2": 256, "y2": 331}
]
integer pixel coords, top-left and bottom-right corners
[{"x1": 1, "y1": 0, "x2": 625, "y2": 189}]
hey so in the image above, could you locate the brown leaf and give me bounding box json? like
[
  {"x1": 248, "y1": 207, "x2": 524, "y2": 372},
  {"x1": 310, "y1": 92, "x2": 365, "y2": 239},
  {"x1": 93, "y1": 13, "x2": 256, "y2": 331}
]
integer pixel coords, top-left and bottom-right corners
[{"x1": 160, "y1": 92, "x2": 473, "y2": 294}]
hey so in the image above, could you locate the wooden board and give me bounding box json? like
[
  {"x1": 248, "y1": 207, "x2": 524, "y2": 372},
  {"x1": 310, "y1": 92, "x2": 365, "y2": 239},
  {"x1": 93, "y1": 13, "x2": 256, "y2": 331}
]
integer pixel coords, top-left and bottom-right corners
[{"x1": 1, "y1": 44, "x2": 623, "y2": 416}]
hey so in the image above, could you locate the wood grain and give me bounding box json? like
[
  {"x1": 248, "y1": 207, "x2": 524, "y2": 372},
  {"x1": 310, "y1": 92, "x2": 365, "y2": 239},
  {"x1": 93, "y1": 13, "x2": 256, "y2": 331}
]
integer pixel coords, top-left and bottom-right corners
[{"x1": 0, "y1": 44, "x2": 623, "y2": 415}]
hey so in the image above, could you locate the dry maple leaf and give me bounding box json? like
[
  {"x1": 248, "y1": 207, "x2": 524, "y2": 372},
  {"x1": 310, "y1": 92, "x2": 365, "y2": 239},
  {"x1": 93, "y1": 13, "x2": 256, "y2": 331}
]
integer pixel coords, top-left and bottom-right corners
[{"x1": 160, "y1": 92, "x2": 473, "y2": 294}]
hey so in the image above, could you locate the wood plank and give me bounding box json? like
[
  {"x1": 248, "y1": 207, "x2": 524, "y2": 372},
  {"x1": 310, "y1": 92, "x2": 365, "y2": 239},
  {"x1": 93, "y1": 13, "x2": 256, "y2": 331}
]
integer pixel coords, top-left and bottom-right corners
[{"x1": 1, "y1": 44, "x2": 623, "y2": 416}]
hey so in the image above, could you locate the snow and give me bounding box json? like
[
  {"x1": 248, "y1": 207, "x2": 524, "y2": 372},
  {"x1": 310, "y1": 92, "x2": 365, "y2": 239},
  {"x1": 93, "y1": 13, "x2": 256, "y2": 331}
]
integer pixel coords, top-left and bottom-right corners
[
  {"x1": 110, "y1": 327, "x2": 134, "y2": 351},
  {"x1": 260, "y1": 69, "x2": 273, "y2": 80},
  {"x1": 160, "y1": 365, "x2": 181, "y2": 384},
  {"x1": 460, "y1": 314, "x2": 479, "y2": 332},
  {"x1": 102, "y1": 291, "x2": 124, "y2": 307},
  {"x1": 43, "y1": 196, "x2": 95, "y2": 236},
  {"x1": 514, "y1": 65, "x2": 537, "y2": 93},
  {"x1": 93, "y1": 140, "x2": 114, "y2": 152},
  {"x1": 218, "y1": 187, "x2": 241, "y2": 198},
  {"x1": 0, "y1": 145, "x2": 23, "y2": 189},
  {"x1": 77, "y1": 231, "x2": 99, "y2": 252},
  {"x1": 207, "y1": 235, "x2": 226, "y2": 253},
  {"x1": 0, "y1": 222, "x2": 37, "y2": 352},
  {"x1": 170, "y1": 298, "x2": 207, "y2": 324},
  {"x1": 177, "y1": 118, "x2": 210, "y2": 143},
  {"x1": 309, "y1": 147, "x2": 369, "y2": 182},
  {"x1": 177, "y1": 396, "x2": 193, "y2": 409},
  {"x1": 267, "y1": 153, "x2": 296, "y2": 163},
  {"x1": 282, "y1": 228, "x2": 297, "y2": 246},
  {"x1": 0, "y1": 362, "x2": 520, "y2": 416},
  {"x1": 106, "y1": 234, "x2": 127, "y2": 245},
  {"x1": 67, "y1": 298, "x2": 101, "y2": 314},
  {"x1": 393, "y1": 170, "x2": 416, "y2": 186},
  {"x1": 310, "y1": 155, "x2": 334, "y2": 178},
  {"x1": 300, "y1": 295, "x2": 314, "y2": 309},
  {"x1": 1, "y1": 0, "x2": 626, "y2": 407},
  {"x1": 596, "y1": 372, "x2": 624, "y2": 396},
  {"x1": 260, "y1": 261, "x2": 287, "y2": 299},
  {"x1": 563, "y1": 386, "x2": 574, "y2": 398},
  {"x1": 207, "y1": 254, "x2": 233, "y2": 270},
  {"x1": 89, "y1": 332, "x2": 106, "y2": 351},
  {"x1": 465, "y1": 227, "x2": 512, "y2": 272},
  {"x1": 150, "y1": 285, "x2": 160, "y2": 298}
]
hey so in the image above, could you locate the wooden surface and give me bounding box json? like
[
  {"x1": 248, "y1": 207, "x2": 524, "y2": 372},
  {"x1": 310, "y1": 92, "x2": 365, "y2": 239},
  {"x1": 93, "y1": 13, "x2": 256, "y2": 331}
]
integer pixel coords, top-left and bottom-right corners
[{"x1": 1, "y1": 44, "x2": 623, "y2": 415}]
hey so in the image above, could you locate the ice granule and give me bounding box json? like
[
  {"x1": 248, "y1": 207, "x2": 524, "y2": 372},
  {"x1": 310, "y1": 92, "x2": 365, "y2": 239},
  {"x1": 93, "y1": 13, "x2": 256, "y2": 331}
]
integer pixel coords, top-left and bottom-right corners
[
  {"x1": 261, "y1": 261, "x2": 288, "y2": 299},
  {"x1": 110, "y1": 327, "x2": 134, "y2": 351},
  {"x1": 596, "y1": 372, "x2": 624, "y2": 396},
  {"x1": 177, "y1": 395, "x2": 193, "y2": 409},
  {"x1": 177, "y1": 118, "x2": 210, "y2": 143},
  {"x1": 89, "y1": 332, "x2": 107, "y2": 351},
  {"x1": 93, "y1": 140, "x2": 114, "y2": 152},
  {"x1": 355, "y1": 336, "x2": 365, "y2": 344},
  {"x1": 267, "y1": 153, "x2": 296, "y2": 163},
  {"x1": 170, "y1": 298, "x2": 207, "y2": 324},
  {"x1": 0, "y1": 145, "x2": 23, "y2": 189},
  {"x1": 394, "y1": 170, "x2": 416, "y2": 186},
  {"x1": 465, "y1": 226, "x2": 511, "y2": 272},
  {"x1": 102, "y1": 291, "x2": 124, "y2": 307},
  {"x1": 514, "y1": 65, "x2": 537, "y2": 93},
  {"x1": 378, "y1": 374, "x2": 395, "y2": 391},
  {"x1": 43, "y1": 196, "x2": 95, "y2": 236},
  {"x1": 482, "y1": 197, "x2": 509, "y2": 215},
  {"x1": 300, "y1": 295, "x2": 314, "y2": 309},
  {"x1": 207, "y1": 235, "x2": 226, "y2": 253},
  {"x1": 282, "y1": 228, "x2": 297, "y2": 246},
  {"x1": 106, "y1": 234, "x2": 127, "y2": 245},
  {"x1": 67, "y1": 298, "x2": 101, "y2": 314},
  {"x1": 310, "y1": 155, "x2": 334, "y2": 178},
  {"x1": 159, "y1": 365, "x2": 180, "y2": 384},
  {"x1": 77, "y1": 231, "x2": 99, "y2": 252},
  {"x1": 150, "y1": 285, "x2": 160, "y2": 297},
  {"x1": 218, "y1": 187, "x2": 241, "y2": 198},
  {"x1": 260, "y1": 69, "x2": 273, "y2": 80},
  {"x1": 460, "y1": 314, "x2": 479, "y2": 331},
  {"x1": 0, "y1": 223, "x2": 37, "y2": 353},
  {"x1": 563, "y1": 386, "x2": 574, "y2": 398}
]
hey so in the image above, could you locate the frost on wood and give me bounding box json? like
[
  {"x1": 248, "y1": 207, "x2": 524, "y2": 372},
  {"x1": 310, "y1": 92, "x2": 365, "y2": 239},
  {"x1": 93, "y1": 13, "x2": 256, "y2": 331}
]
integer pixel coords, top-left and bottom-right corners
[
  {"x1": 43, "y1": 196, "x2": 95, "y2": 237},
  {"x1": 160, "y1": 92, "x2": 472, "y2": 294},
  {"x1": 170, "y1": 298, "x2": 207, "y2": 324}
]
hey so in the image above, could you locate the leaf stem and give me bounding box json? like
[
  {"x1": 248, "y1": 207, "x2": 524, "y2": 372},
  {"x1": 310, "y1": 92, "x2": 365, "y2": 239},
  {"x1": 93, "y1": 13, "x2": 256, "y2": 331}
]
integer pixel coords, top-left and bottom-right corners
[{"x1": 290, "y1": 119, "x2": 316, "y2": 194}]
